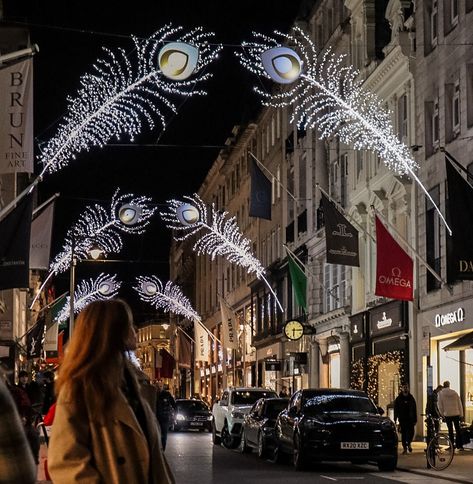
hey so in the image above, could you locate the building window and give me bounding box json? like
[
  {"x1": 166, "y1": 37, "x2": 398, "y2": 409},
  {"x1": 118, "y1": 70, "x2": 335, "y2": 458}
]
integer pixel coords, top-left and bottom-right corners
[
  {"x1": 426, "y1": 185, "x2": 442, "y2": 292},
  {"x1": 444, "y1": 0, "x2": 459, "y2": 33},
  {"x1": 398, "y1": 93, "x2": 408, "y2": 143},
  {"x1": 431, "y1": 0, "x2": 438, "y2": 45},
  {"x1": 340, "y1": 153, "x2": 348, "y2": 208},
  {"x1": 276, "y1": 165, "x2": 281, "y2": 198},
  {"x1": 271, "y1": 116, "x2": 275, "y2": 146},
  {"x1": 451, "y1": 0, "x2": 459, "y2": 24},
  {"x1": 276, "y1": 109, "x2": 281, "y2": 139},
  {"x1": 453, "y1": 80, "x2": 461, "y2": 135},
  {"x1": 432, "y1": 100, "x2": 440, "y2": 148},
  {"x1": 323, "y1": 264, "x2": 346, "y2": 313},
  {"x1": 356, "y1": 151, "x2": 363, "y2": 182}
]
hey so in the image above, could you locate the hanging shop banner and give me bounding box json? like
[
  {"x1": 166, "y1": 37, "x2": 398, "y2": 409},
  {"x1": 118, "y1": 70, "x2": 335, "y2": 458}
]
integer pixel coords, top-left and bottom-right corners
[
  {"x1": 249, "y1": 158, "x2": 271, "y2": 220},
  {"x1": 321, "y1": 194, "x2": 359, "y2": 267},
  {"x1": 44, "y1": 320, "x2": 58, "y2": 353},
  {"x1": 375, "y1": 216, "x2": 413, "y2": 301},
  {"x1": 445, "y1": 158, "x2": 473, "y2": 282},
  {"x1": 219, "y1": 297, "x2": 239, "y2": 350},
  {"x1": 178, "y1": 331, "x2": 192, "y2": 368},
  {"x1": 194, "y1": 321, "x2": 210, "y2": 362},
  {"x1": 30, "y1": 201, "x2": 55, "y2": 270},
  {"x1": 0, "y1": 193, "x2": 34, "y2": 290},
  {"x1": 0, "y1": 59, "x2": 34, "y2": 174},
  {"x1": 26, "y1": 316, "x2": 45, "y2": 359}
]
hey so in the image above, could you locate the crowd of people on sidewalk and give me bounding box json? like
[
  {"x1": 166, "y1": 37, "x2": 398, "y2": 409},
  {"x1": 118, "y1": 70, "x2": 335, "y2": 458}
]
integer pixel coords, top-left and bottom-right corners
[{"x1": 1, "y1": 298, "x2": 471, "y2": 483}]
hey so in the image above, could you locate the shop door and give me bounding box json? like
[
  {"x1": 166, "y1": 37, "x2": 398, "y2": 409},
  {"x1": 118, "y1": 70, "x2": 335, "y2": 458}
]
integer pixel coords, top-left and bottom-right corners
[
  {"x1": 377, "y1": 360, "x2": 400, "y2": 416},
  {"x1": 329, "y1": 352, "x2": 340, "y2": 388}
]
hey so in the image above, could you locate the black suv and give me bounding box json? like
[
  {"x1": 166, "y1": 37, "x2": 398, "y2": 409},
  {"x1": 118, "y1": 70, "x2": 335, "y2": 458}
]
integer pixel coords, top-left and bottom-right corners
[
  {"x1": 274, "y1": 389, "x2": 398, "y2": 471},
  {"x1": 171, "y1": 399, "x2": 212, "y2": 432}
]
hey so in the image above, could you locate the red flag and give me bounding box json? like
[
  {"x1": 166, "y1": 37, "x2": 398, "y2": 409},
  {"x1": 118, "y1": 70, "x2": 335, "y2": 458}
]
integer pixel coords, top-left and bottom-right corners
[{"x1": 375, "y1": 216, "x2": 413, "y2": 301}]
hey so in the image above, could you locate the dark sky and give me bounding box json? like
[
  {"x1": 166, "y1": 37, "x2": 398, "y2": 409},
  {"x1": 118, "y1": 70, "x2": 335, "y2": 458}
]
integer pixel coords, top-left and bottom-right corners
[{"x1": 2, "y1": 0, "x2": 303, "y2": 321}]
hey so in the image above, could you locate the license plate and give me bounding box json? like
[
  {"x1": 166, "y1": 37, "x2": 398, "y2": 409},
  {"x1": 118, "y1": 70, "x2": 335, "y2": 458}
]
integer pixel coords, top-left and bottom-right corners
[
  {"x1": 341, "y1": 442, "x2": 369, "y2": 449},
  {"x1": 190, "y1": 422, "x2": 203, "y2": 426}
]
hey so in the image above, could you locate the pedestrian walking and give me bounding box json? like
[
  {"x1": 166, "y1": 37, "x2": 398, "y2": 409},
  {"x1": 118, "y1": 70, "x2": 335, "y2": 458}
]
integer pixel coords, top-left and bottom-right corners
[
  {"x1": 0, "y1": 373, "x2": 37, "y2": 484},
  {"x1": 48, "y1": 299, "x2": 175, "y2": 484},
  {"x1": 156, "y1": 380, "x2": 176, "y2": 451},
  {"x1": 394, "y1": 383, "x2": 417, "y2": 454},
  {"x1": 438, "y1": 380, "x2": 464, "y2": 450}
]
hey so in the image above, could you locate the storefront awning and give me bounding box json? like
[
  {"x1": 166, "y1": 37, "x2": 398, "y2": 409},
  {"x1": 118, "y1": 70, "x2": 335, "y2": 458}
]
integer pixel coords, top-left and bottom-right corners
[{"x1": 443, "y1": 331, "x2": 473, "y2": 351}]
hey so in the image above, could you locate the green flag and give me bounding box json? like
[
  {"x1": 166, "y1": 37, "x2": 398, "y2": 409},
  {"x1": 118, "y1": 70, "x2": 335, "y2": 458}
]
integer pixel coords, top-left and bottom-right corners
[
  {"x1": 45, "y1": 293, "x2": 68, "y2": 331},
  {"x1": 286, "y1": 250, "x2": 307, "y2": 312}
]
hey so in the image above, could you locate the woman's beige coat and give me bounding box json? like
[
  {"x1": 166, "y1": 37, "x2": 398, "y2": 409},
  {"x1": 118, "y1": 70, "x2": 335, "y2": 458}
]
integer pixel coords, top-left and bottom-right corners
[{"x1": 48, "y1": 363, "x2": 175, "y2": 484}]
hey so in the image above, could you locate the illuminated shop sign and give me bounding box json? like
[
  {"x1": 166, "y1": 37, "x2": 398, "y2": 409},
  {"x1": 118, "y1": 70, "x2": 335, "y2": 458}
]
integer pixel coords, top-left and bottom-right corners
[
  {"x1": 434, "y1": 308, "x2": 465, "y2": 328},
  {"x1": 377, "y1": 312, "x2": 392, "y2": 330}
]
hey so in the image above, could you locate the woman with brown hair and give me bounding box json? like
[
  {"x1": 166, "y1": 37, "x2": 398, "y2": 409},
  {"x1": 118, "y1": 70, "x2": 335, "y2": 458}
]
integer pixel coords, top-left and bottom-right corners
[{"x1": 48, "y1": 299, "x2": 175, "y2": 484}]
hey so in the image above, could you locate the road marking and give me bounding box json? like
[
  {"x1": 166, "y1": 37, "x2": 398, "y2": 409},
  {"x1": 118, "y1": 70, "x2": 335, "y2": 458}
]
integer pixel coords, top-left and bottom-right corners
[{"x1": 321, "y1": 476, "x2": 338, "y2": 481}]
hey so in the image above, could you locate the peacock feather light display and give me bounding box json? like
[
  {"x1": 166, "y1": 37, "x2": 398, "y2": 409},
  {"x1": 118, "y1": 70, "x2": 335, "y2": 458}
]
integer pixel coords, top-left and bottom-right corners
[
  {"x1": 55, "y1": 273, "x2": 121, "y2": 324},
  {"x1": 160, "y1": 194, "x2": 283, "y2": 311},
  {"x1": 238, "y1": 27, "x2": 450, "y2": 234},
  {"x1": 38, "y1": 25, "x2": 222, "y2": 177}
]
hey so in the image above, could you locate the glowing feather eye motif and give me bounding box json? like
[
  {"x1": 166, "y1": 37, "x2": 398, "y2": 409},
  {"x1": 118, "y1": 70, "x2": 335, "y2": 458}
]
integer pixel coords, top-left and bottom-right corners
[
  {"x1": 158, "y1": 42, "x2": 199, "y2": 80},
  {"x1": 98, "y1": 282, "x2": 113, "y2": 295},
  {"x1": 141, "y1": 281, "x2": 158, "y2": 296},
  {"x1": 118, "y1": 204, "x2": 142, "y2": 226},
  {"x1": 176, "y1": 203, "x2": 200, "y2": 226},
  {"x1": 260, "y1": 47, "x2": 302, "y2": 84}
]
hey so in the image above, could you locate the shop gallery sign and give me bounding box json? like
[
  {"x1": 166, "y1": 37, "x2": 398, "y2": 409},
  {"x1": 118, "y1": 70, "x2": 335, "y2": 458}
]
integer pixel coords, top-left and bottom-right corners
[
  {"x1": 434, "y1": 307, "x2": 465, "y2": 328},
  {"x1": 0, "y1": 59, "x2": 34, "y2": 174}
]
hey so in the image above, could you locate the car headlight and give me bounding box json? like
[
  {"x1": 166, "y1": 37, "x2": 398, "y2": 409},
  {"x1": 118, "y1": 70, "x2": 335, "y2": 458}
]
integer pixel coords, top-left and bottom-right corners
[
  {"x1": 231, "y1": 411, "x2": 245, "y2": 419},
  {"x1": 176, "y1": 414, "x2": 186, "y2": 421},
  {"x1": 207, "y1": 415, "x2": 213, "y2": 420}
]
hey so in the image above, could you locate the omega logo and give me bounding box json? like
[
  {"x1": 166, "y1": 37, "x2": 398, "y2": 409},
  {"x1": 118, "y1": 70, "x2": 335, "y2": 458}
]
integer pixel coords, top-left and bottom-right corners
[
  {"x1": 378, "y1": 267, "x2": 411, "y2": 288},
  {"x1": 435, "y1": 308, "x2": 465, "y2": 328}
]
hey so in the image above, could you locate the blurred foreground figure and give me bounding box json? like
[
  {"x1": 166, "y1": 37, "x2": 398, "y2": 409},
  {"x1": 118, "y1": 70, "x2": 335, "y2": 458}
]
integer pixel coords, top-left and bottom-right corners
[
  {"x1": 0, "y1": 373, "x2": 36, "y2": 484},
  {"x1": 48, "y1": 299, "x2": 175, "y2": 484}
]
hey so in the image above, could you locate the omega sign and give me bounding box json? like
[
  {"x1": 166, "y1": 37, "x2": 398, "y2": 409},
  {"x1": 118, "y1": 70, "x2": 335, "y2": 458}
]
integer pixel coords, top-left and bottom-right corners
[
  {"x1": 378, "y1": 267, "x2": 411, "y2": 288},
  {"x1": 435, "y1": 308, "x2": 465, "y2": 328}
]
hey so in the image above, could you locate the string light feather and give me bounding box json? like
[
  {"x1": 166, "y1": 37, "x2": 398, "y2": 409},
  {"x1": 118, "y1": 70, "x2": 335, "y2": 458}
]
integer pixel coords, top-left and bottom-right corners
[
  {"x1": 55, "y1": 273, "x2": 121, "y2": 324},
  {"x1": 30, "y1": 189, "x2": 155, "y2": 308},
  {"x1": 160, "y1": 194, "x2": 283, "y2": 311},
  {"x1": 135, "y1": 275, "x2": 201, "y2": 323},
  {"x1": 238, "y1": 27, "x2": 450, "y2": 234},
  {"x1": 38, "y1": 25, "x2": 222, "y2": 176}
]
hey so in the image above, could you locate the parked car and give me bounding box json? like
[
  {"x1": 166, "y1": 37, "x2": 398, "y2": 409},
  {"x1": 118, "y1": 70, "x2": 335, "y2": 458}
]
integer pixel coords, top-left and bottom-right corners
[
  {"x1": 239, "y1": 397, "x2": 289, "y2": 458},
  {"x1": 212, "y1": 387, "x2": 278, "y2": 448},
  {"x1": 171, "y1": 399, "x2": 212, "y2": 432},
  {"x1": 274, "y1": 389, "x2": 398, "y2": 471}
]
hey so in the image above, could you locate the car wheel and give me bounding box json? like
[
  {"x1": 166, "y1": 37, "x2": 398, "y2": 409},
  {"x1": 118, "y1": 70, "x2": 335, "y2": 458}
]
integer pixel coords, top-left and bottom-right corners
[
  {"x1": 257, "y1": 432, "x2": 267, "y2": 459},
  {"x1": 239, "y1": 429, "x2": 251, "y2": 453},
  {"x1": 221, "y1": 423, "x2": 236, "y2": 449},
  {"x1": 212, "y1": 420, "x2": 221, "y2": 445},
  {"x1": 293, "y1": 433, "x2": 307, "y2": 471},
  {"x1": 378, "y1": 456, "x2": 397, "y2": 472}
]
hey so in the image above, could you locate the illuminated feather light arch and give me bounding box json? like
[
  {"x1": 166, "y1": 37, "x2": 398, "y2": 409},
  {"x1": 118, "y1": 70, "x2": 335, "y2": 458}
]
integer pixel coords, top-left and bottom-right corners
[
  {"x1": 237, "y1": 27, "x2": 450, "y2": 234},
  {"x1": 160, "y1": 194, "x2": 284, "y2": 312}
]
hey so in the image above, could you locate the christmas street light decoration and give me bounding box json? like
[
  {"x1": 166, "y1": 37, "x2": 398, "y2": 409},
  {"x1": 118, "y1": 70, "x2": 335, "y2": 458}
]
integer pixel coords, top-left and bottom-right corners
[
  {"x1": 238, "y1": 28, "x2": 450, "y2": 235},
  {"x1": 30, "y1": 189, "x2": 156, "y2": 308},
  {"x1": 55, "y1": 273, "x2": 121, "y2": 324},
  {"x1": 134, "y1": 275, "x2": 219, "y2": 343},
  {"x1": 0, "y1": 26, "x2": 221, "y2": 222},
  {"x1": 161, "y1": 194, "x2": 284, "y2": 311},
  {"x1": 38, "y1": 25, "x2": 221, "y2": 176}
]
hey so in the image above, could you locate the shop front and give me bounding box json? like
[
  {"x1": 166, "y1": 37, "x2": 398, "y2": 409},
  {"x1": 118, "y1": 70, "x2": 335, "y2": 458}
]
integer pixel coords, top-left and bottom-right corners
[
  {"x1": 350, "y1": 301, "x2": 409, "y2": 416},
  {"x1": 419, "y1": 299, "x2": 473, "y2": 426}
]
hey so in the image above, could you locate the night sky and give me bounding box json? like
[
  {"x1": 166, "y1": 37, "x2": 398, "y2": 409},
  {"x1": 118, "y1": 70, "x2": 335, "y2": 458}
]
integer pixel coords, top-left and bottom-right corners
[{"x1": 2, "y1": 0, "x2": 303, "y2": 322}]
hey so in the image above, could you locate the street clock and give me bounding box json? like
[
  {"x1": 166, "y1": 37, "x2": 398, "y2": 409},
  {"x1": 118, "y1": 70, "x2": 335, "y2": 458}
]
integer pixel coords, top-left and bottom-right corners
[{"x1": 283, "y1": 320, "x2": 304, "y2": 341}]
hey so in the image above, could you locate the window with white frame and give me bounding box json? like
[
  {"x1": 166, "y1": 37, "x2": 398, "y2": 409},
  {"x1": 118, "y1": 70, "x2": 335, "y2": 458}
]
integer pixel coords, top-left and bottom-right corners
[
  {"x1": 356, "y1": 151, "x2": 363, "y2": 182},
  {"x1": 398, "y1": 93, "x2": 408, "y2": 143},
  {"x1": 431, "y1": 0, "x2": 438, "y2": 45},
  {"x1": 271, "y1": 116, "x2": 275, "y2": 146},
  {"x1": 453, "y1": 80, "x2": 460, "y2": 134},
  {"x1": 272, "y1": 176, "x2": 276, "y2": 204},
  {"x1": 451, "y1": 0, "x2": 459, "y2": 25},
  {"x1": 323, "y1": 264, "x2": 346, "y2": 313}
]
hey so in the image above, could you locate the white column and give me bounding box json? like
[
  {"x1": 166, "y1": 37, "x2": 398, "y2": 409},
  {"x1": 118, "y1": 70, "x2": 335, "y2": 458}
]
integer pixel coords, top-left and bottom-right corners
[{"x1": 339, "y1": 332, "x2": 351, "y2": 389}]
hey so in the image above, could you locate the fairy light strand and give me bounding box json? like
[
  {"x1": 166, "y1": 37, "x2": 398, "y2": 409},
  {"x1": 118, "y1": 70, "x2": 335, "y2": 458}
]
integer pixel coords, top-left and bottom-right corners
[{"x1": 238, "y1": 27, "x2": 451, "y2": 235}]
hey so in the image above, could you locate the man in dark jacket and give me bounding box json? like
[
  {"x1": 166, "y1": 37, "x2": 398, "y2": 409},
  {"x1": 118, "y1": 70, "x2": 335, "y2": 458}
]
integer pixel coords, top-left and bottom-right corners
[
  {"x1": 394, "y1": 384, "x2": 417, "y2": 454},
  {"x1": 425, "y1": 384, "x2": 443, "y2": 441},
  {"x1": 156, "y1": 380, "x2": 176, "y2": 451}
]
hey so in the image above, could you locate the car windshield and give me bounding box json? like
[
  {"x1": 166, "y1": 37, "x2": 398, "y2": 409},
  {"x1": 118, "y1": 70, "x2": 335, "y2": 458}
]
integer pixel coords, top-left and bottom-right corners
[
  {"x1": 176, "y1": 401, "x2": 209, "y2": 412},
  {"x1": 303, "y1": 393, "x2": 377, "y2": 414},
  {"x1": 231, "y1": 391, "x2": 277, "y2": 405},
  {"x1": 265, "y1": 400, "x2": 288, "y2": 419}
]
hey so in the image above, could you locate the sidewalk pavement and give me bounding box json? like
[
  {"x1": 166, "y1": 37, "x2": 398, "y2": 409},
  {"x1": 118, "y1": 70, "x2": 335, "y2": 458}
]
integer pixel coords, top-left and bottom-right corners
[{"x1": 395, "y1": 441, "x2": 473, "y2": 483}]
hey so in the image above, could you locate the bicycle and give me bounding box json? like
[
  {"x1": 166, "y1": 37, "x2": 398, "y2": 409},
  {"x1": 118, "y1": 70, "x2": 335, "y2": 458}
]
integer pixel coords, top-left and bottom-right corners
[{"x1": 424, "y1": 414, "x2": 454, "y2": 471}]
